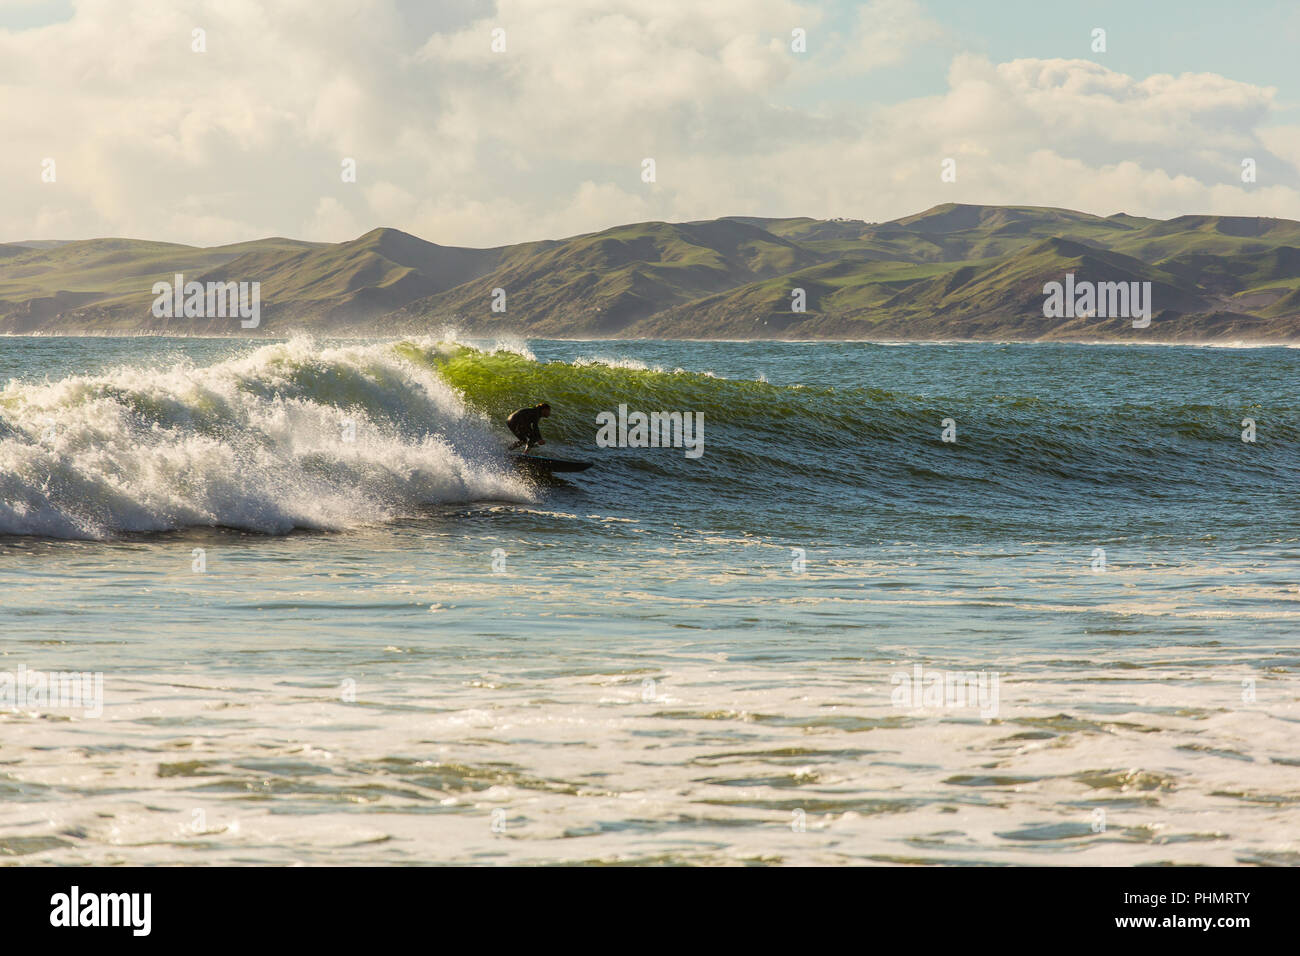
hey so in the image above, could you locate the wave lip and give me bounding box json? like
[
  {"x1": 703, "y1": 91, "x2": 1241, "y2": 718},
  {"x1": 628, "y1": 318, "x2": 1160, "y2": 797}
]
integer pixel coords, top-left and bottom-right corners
[{"x1": 0, "y1": 338, "x2": 532, "y2": 539}]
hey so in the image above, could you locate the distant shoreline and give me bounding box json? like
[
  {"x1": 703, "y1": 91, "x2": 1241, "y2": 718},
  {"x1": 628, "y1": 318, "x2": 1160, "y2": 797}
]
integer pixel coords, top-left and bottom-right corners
[
  {"x1": 2, "y1": 330, "x2": 1297, "y2": 349},
  {"x1": 5, "y1": 204, "x2": 1298, "y2": 341}
]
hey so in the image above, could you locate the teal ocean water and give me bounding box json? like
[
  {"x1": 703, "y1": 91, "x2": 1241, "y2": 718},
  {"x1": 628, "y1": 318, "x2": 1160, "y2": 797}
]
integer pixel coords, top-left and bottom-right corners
[{"x1": 1, "y1": 336, "x2": 1297, "y2": 864}]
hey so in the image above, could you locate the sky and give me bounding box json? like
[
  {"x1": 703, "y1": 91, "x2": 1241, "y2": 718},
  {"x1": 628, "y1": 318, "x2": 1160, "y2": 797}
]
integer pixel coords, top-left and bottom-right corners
[{"x1": 2, "y1": 0, "x2": 1299, "y2": 247}]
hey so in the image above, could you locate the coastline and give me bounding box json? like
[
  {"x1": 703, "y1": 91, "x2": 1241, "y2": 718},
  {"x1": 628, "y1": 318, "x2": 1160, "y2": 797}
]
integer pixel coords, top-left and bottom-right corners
[{"x1": 4, "y1": 329, "x2": 1300, "y2": 348}]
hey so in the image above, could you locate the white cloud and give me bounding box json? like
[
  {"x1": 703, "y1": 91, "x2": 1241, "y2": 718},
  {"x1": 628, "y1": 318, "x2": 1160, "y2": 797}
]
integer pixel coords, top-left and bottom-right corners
[
  {"x1": 304, "y1": 196, "x2": 361, "y2": 242},
  {"x1": 1, "y1": 0, "x2": 1297, "y2": 248}
]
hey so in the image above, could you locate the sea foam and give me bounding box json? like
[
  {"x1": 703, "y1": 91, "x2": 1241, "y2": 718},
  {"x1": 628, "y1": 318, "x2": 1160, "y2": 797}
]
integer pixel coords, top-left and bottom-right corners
[{"x1": 0, "y1": 338, "x2": 532, "y2": 539}]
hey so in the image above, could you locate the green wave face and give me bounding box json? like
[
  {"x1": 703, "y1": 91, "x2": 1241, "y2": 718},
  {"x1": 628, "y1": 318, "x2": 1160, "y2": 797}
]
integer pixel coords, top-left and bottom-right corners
[
  {"x1": 393, "y1": 339, "x2": 1300, "y2": 545},
  {"x1": 399, "y1": 340, "x2": 917, "y2": 448},
  {"x1": 404, "y1": 339, "x2": 1300, "y2": 454}
]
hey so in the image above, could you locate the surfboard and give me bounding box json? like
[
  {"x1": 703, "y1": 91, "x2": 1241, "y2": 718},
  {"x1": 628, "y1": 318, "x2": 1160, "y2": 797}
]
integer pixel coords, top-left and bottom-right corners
[{"x1": 509, "y1": 454, "x2": 593, "y2": 474}]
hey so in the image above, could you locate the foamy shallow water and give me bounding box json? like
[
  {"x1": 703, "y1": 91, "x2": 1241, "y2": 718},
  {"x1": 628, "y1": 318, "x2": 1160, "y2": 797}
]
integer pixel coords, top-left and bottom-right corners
[
  {"x1": 1, "y1": 337, "x2": 1298, "y2": 864},
  {"x1": 3, "y1": 651, "x2": 1297, "y2": 865}
]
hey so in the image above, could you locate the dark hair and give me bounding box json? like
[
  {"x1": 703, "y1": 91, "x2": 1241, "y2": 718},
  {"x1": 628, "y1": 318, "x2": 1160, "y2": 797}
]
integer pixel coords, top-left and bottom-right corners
[{"x1": 538, "y1": 402, "x2": 551, "y2": 411}]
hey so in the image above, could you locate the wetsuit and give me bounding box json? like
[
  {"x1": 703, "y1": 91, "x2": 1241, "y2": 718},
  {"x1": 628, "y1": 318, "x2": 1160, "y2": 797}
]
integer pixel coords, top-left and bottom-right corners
[{"x1": 507, "y1": 405, "x2": 547, "y2": 449}]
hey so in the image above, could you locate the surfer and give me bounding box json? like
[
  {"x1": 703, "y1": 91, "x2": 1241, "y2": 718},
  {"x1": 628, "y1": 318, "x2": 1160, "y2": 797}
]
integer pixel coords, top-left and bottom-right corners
[{"x1": 506, "y1": 402, "x2": 551, "y2": 452}]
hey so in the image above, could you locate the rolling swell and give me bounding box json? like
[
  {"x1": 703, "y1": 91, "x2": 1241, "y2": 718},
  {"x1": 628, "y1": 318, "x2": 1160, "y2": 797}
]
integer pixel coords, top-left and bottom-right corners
[{"x1": 417, "y1": 341, "x2": 1300, "y2": 536}]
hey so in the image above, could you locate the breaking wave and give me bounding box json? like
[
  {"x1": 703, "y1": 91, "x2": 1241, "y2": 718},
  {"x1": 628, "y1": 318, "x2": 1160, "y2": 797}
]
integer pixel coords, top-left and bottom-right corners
[{"x1": 0, "y1": 338, "x2": 531, "y2": 539}]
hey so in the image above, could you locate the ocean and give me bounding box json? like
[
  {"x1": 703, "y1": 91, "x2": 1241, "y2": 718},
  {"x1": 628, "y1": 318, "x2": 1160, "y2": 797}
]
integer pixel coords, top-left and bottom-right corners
[{"x1": 1, "y1": 335, "x2": 1297, "y2": 865}]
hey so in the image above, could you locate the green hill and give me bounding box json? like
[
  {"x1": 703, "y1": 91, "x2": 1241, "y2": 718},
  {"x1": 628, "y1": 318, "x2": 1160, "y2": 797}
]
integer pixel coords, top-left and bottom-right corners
[
  {"x1": 3, "y1": 204, "x2": 1300, "y2": 340},
  {"x1": 391, "y1": 218, "x2": 826, "y2": 336},
  {"x1": 195, "y1": 228, "x2": 504, "y2": 329}
]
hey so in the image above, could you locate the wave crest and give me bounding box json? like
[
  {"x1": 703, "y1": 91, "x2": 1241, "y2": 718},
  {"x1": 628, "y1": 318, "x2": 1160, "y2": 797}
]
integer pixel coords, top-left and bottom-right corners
[{"x1": 0, "y1": 338, "x2": 532, "y2": 539}]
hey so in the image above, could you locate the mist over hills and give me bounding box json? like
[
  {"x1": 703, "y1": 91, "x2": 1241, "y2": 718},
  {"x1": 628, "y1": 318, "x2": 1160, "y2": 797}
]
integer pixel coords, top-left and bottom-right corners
[{"x1": 4, "y1": 203, "x2": 1300, "y2": 341}]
